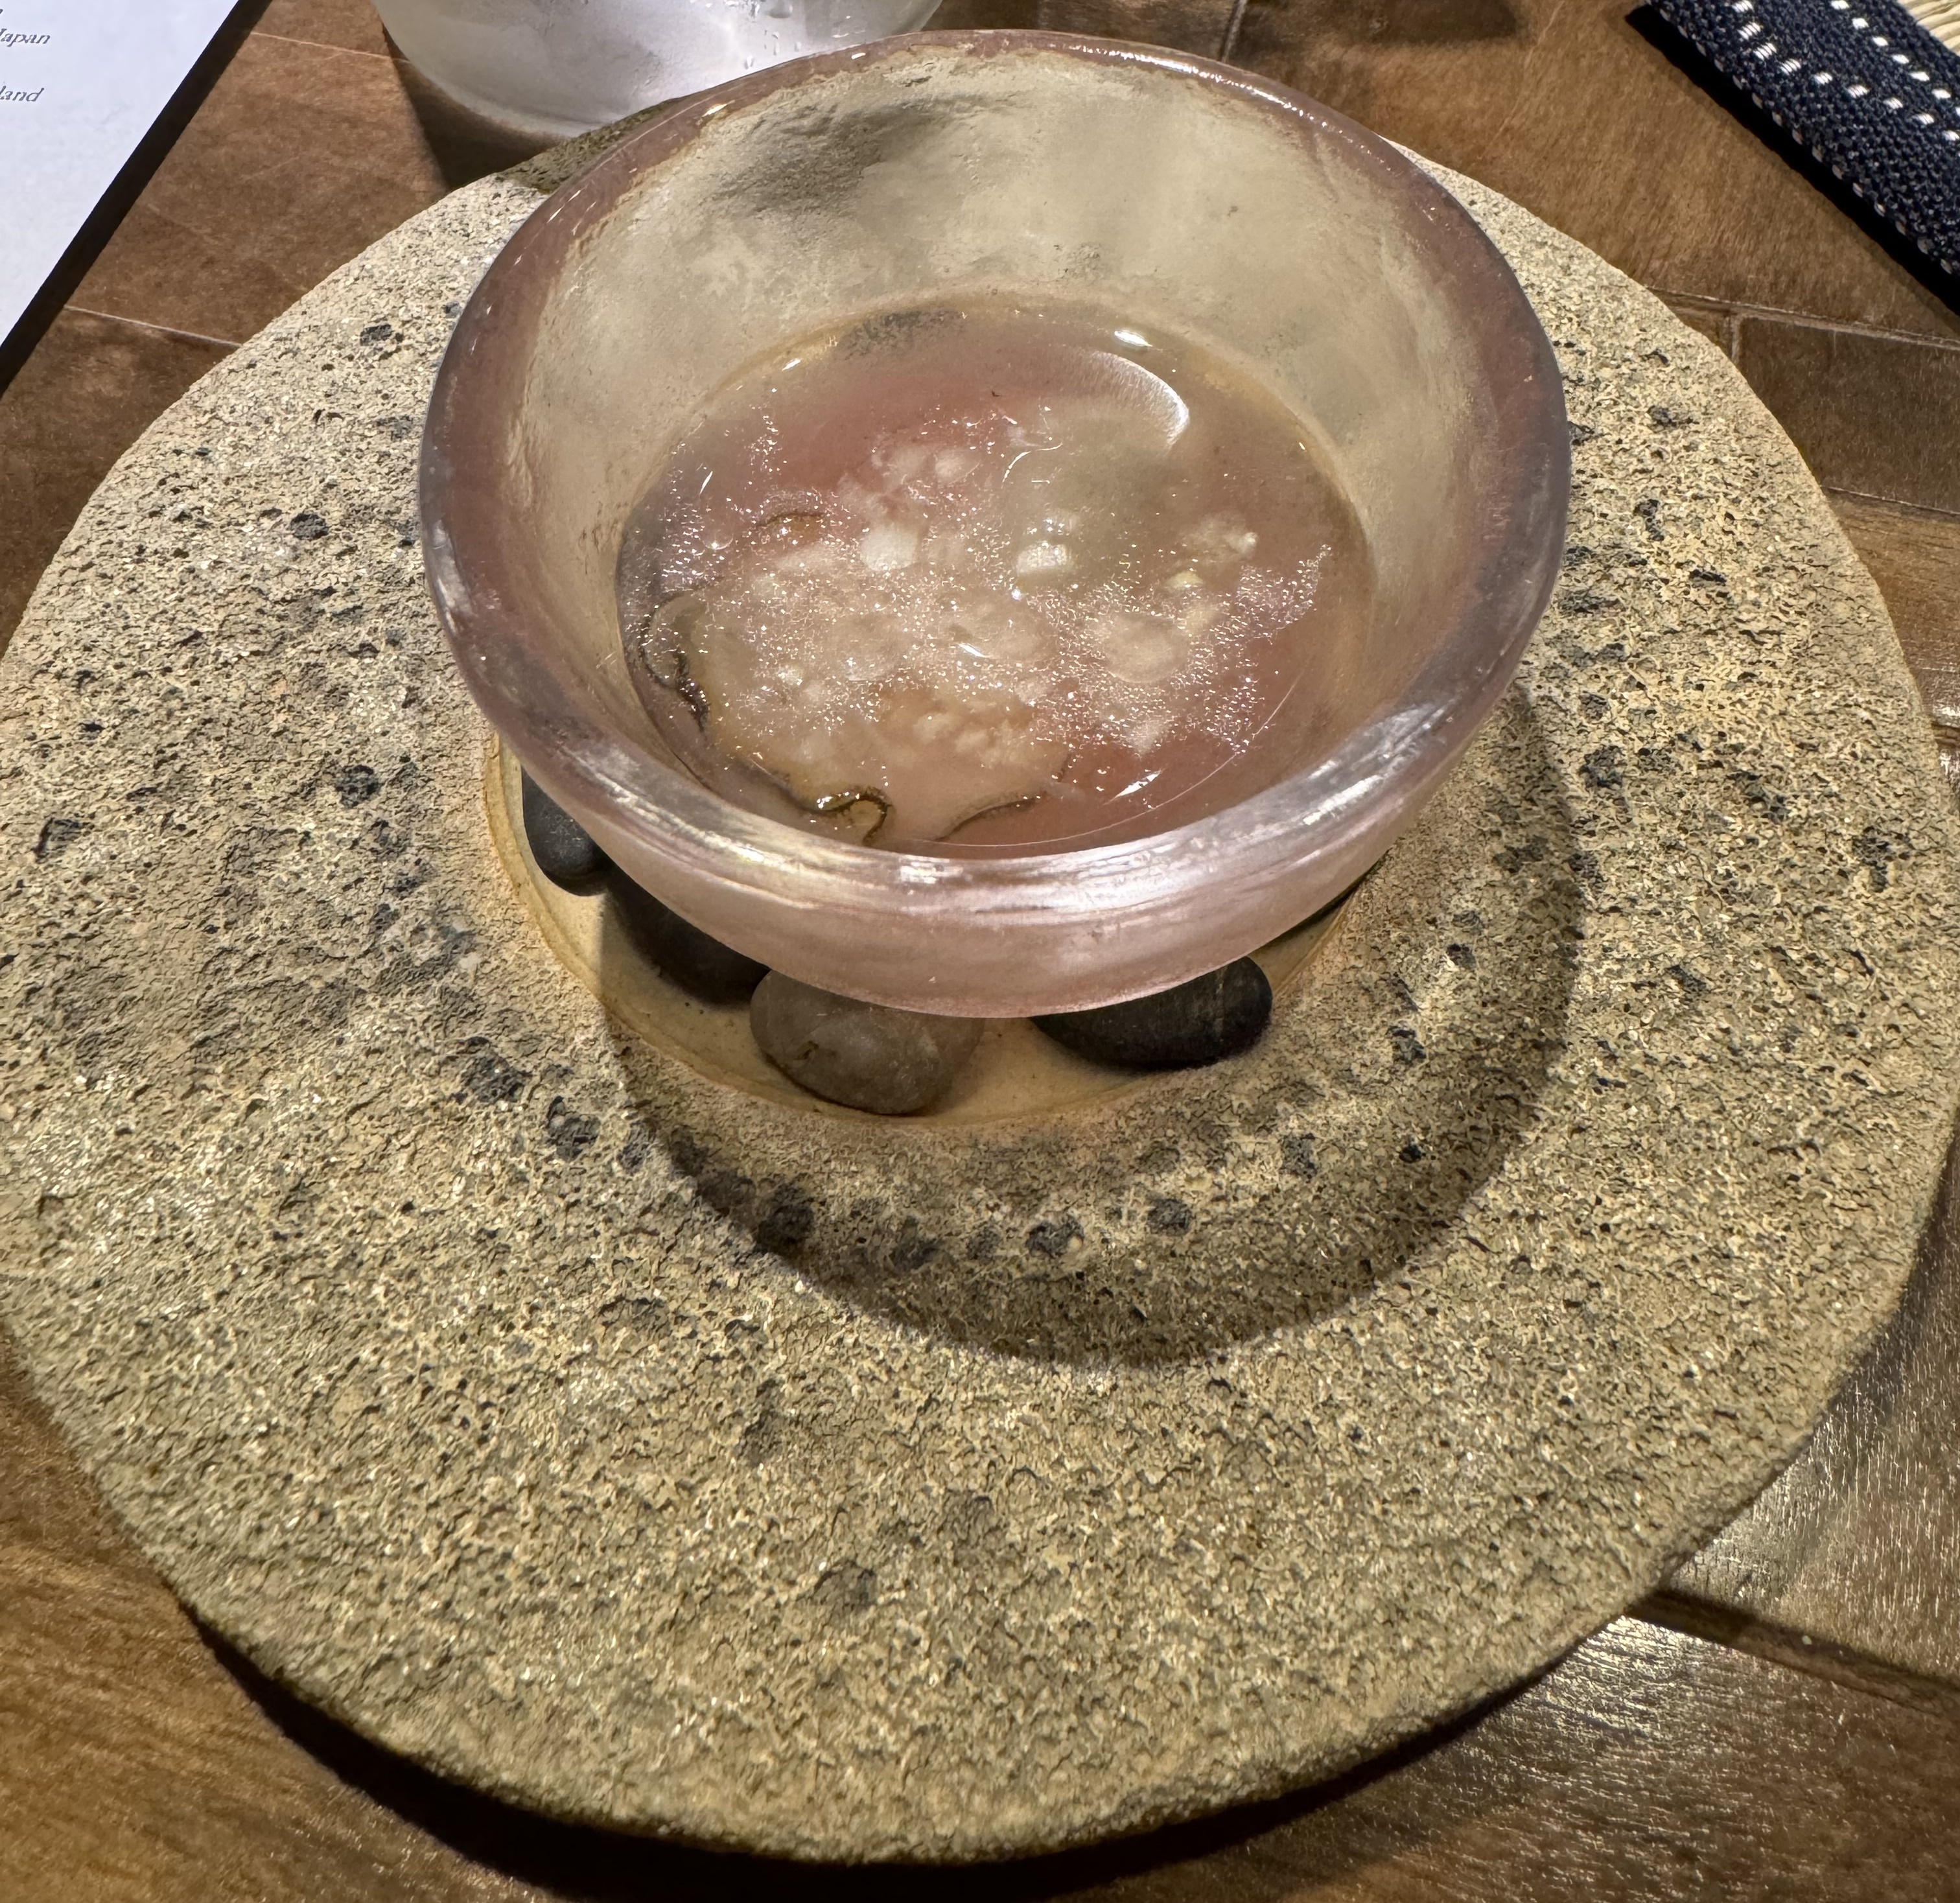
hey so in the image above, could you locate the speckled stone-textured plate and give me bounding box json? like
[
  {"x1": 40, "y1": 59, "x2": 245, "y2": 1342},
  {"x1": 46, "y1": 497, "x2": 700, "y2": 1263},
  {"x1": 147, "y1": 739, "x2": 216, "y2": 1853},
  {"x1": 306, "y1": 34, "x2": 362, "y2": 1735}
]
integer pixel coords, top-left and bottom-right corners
[{"x1": 2, "y1": 138, "x2": 1957, "y2": 1860}]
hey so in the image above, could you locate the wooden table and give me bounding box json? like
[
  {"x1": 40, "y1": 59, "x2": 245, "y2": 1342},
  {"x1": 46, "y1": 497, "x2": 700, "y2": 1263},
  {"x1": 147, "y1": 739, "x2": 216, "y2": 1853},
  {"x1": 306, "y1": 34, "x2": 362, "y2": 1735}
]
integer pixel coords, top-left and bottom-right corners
[{"x1": 6, "y1": 1, "x2": 1960, "y2": 1895}]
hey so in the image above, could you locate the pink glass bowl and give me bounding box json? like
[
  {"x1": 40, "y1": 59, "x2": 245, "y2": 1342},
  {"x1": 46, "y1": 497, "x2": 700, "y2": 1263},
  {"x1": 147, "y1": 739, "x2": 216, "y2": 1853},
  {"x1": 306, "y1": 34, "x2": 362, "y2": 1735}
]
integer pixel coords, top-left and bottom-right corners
[{"x1": 421, "y1": 33, "x2": 1569, "y2": 1017}]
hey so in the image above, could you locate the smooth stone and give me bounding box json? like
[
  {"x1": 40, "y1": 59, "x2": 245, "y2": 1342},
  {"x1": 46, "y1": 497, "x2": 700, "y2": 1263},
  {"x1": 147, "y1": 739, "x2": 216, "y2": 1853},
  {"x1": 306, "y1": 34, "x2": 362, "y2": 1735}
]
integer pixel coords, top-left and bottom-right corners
[
  {"x1": 751, "y1": 972, "x2": 982, "y2": 1114},
  {"x1": 520, "y1": 769, "x2": 609, "y2": 889},
  {"x1": 607, "y1": 874, "x2": 768, "y2": 1005},
  {"x1": 1034, "y1": 958, "x2": 1272, "y2": 1069}
]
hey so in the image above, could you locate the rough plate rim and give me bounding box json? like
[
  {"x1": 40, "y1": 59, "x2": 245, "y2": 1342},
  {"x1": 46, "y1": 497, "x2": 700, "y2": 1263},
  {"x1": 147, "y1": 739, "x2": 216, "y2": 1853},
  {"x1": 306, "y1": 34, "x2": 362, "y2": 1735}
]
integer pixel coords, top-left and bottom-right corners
[{"x1": 1, "y1": 143, "x2": 1957, "y2": 1862}]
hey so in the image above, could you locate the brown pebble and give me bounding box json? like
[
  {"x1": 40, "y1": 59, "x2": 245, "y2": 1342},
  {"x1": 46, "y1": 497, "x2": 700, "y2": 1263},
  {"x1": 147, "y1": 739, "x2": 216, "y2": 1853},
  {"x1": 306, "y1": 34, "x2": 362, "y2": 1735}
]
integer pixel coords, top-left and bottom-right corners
[{"x1": 751, "y1": 973, "x2": 981, "y2": 1114}]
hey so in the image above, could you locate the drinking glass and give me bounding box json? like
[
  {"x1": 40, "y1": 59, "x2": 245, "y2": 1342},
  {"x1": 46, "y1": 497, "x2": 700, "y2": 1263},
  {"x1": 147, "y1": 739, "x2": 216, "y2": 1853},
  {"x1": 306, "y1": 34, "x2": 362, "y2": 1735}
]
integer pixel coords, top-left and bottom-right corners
[{"x1": 373, "y1": 0, "x2": 941, "y2": 140}]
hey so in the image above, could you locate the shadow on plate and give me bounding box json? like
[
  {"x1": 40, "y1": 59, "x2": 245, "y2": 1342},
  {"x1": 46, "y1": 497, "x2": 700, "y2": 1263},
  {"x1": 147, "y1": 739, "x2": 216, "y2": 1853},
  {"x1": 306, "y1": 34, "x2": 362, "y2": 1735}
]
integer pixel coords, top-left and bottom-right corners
[{"x1": 594, "y1": 688, "x2": 1583, "y2": 1368}]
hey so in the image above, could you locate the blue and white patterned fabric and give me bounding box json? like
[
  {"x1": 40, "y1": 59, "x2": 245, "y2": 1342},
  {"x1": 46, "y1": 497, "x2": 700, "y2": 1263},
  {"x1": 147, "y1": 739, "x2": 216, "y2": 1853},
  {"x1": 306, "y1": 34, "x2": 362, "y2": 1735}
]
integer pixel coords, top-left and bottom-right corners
[{"x1": 1654, "y1": 0, "x2": 1960, "y2": 273}]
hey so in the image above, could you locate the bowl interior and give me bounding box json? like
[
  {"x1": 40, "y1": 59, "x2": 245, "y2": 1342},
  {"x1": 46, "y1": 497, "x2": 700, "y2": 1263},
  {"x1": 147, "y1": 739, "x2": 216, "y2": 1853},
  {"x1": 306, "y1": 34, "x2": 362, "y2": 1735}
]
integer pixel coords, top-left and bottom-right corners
[{"x1": 423, "y1": 35, "x2": 1567, "y2": 1014}]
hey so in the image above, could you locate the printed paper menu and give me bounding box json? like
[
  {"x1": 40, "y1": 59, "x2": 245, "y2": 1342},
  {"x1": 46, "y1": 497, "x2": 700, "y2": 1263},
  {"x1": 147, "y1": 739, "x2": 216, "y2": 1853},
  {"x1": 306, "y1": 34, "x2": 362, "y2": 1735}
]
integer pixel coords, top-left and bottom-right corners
[{"x1": 1, "y1": 0, "x2": 238, "y2": 355}]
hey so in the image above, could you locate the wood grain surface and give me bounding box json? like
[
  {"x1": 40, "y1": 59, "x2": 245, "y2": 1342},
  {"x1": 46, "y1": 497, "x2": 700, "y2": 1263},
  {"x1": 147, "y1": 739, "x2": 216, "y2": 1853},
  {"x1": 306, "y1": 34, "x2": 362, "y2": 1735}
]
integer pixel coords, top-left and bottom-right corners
[
  {"x1": 1670, "y1": 1147, "x2": 1960, "y2": 1687},
  {"x1": 6, "y1": 0, "x2": 1960, "y2": 1896},
  {"x1": 1830, "y1": 499, "x2": 1960, "y2": 740}
]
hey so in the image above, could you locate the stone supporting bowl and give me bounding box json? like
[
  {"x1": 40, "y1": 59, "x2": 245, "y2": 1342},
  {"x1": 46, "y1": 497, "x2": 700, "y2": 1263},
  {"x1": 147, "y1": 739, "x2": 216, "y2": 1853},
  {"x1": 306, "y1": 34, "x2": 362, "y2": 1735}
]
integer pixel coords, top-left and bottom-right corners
[{"x1": 420, "y1": 32, "x2": 1570, "y2": 1016}]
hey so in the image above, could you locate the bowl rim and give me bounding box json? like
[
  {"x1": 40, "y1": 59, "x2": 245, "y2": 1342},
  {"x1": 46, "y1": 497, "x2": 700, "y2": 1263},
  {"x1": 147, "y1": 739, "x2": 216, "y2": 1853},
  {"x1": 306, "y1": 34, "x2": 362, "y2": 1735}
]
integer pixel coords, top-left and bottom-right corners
[{"x1": 421, "y1": 29, "x2": 1570, "y2": 935}]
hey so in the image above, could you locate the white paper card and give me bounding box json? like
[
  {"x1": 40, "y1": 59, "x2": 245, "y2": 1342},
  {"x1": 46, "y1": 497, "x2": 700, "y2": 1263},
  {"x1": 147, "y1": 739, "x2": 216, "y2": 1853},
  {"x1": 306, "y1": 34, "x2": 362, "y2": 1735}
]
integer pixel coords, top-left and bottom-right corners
[{"x1": 0, "y1": 0, "x2": 238, "y2": 348}]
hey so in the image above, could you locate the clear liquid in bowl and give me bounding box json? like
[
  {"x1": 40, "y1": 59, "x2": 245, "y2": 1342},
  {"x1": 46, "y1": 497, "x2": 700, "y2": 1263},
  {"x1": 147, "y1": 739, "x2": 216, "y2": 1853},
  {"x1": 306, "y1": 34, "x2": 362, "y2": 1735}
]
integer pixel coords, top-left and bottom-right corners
[{"x1": 618, "y1": 303, "x2": 1374, "y2": 854}]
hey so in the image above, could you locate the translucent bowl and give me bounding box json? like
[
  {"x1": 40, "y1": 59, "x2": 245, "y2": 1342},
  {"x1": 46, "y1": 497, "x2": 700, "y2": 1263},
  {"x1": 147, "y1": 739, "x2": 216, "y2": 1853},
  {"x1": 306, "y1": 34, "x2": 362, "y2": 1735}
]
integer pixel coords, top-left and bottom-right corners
[{"x1": 421, "y1": 32, "x2": 1569, "y2": 1018}]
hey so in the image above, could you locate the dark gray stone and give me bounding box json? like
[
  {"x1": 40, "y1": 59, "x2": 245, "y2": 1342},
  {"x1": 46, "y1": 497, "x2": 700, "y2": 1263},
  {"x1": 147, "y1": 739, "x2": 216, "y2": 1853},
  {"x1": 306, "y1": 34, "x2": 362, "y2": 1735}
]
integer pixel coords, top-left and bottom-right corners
[
  {"x1": 1034, "y1": 959, "x2": 1272, "y2": 1070},
  {"x1": 751, "y1": 972, "x2": 981, "y2": 1114},
  {"x1": 520, "y1": 769, "x2": 608, "y2": 889},
  {"x1": 608, "y1": 872, "x2": 766, "y2": 1004}
]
